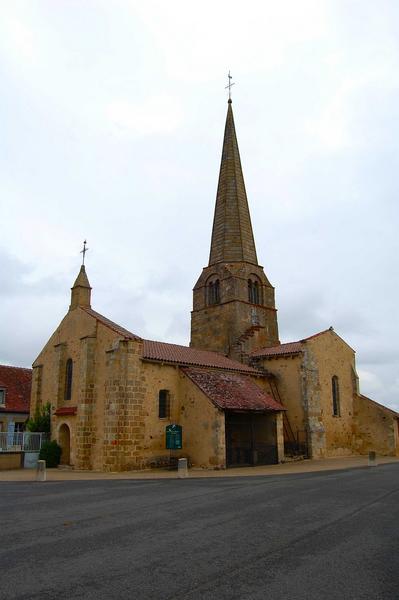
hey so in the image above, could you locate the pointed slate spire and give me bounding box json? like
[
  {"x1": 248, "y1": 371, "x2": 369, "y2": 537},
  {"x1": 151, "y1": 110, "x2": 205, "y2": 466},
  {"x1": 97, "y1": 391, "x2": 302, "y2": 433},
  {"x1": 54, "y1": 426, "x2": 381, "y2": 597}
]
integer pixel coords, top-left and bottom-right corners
[
  {"x1": 69, "y1": 265, "x2": 92, "y2": 311},
  {"x1": 209, "y1": 100, "x2": 258, "y2": 266}
]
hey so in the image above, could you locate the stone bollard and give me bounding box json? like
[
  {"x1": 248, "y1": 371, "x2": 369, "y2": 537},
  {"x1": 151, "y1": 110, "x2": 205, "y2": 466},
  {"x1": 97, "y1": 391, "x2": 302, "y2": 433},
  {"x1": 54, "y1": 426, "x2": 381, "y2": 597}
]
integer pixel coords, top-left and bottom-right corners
[
  {"x1": 178, "y1": 458, "x2": 188, "y2": 478},
  {"x1": 368, "y1": 451, "x2": 377, "y2": 467},
  {"x1": 36, "y1": 460, "x2": 47, "y2": 482}
]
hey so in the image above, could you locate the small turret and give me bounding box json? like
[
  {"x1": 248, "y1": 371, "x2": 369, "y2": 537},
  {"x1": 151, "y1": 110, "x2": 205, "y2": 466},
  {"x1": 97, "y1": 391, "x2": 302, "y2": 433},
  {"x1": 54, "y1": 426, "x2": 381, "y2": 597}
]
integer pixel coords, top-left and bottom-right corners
[
  {"x1": 69, "y1": 265, "x2": 91, "y2": 311},
  {"x1": 69, "y1": 240, "x2": 92, "y2": 311}
]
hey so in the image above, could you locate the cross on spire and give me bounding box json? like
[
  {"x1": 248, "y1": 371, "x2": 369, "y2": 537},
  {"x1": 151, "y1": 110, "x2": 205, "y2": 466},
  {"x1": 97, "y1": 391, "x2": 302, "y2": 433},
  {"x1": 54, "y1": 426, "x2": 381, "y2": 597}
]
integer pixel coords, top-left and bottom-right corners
[
  {"x1": 225, "y1": 70, "x2": 235, "y2": 100},
  {"x1": 80, "y1": 240, "x2": 89, "y2": 265}
]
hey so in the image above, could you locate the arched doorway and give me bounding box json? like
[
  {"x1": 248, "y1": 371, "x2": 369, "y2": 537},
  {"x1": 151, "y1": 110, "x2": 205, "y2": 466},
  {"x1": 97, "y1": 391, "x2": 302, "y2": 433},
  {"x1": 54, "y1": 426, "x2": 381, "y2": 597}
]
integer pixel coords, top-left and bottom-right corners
[{"x1": 59, "y1": 423, "x2": 71, "y2": 465}]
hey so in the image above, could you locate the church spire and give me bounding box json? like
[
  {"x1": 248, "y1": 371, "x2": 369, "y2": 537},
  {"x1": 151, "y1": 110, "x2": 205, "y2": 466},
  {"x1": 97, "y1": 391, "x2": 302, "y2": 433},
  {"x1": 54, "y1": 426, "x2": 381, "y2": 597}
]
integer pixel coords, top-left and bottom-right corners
[
  {"x1": 209, "y1": 100, "x2": 258, "y2": 266},
  {"x1": 191, "y1": 98, "x2": 279, "y2": 357}
]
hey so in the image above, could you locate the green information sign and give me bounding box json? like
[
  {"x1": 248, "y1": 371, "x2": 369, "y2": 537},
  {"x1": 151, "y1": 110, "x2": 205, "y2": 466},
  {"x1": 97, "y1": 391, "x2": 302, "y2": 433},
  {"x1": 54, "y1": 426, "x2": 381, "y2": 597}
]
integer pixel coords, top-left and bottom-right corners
[{"x1": 166, "y1": 424, "x2": 183, "y2": 450}]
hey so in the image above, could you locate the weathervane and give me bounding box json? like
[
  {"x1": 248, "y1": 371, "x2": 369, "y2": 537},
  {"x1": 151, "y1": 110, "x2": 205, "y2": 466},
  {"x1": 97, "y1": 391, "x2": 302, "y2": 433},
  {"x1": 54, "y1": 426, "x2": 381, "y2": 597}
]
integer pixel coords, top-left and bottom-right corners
[
  {"x1": 225, "y1": 70, "x2": 235, "y2": 100},
  {"x1": 80, "y1": 240, "x2": 89, "y2": 265}
]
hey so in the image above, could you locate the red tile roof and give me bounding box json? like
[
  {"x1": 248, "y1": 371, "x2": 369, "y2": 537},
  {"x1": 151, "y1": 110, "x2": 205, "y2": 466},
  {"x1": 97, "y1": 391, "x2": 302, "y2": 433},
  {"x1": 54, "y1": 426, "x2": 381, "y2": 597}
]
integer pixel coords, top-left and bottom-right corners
[
  {"x1": 82, "y1": 306, "x2": 261, "y2": 374},
  {"x1": 143, "y1": 340, "x2": 261, "y2": 374},
  {"x1": 81, "y1": 308, "x2": 142, "y2": 341},
  {"x1": 182, "y1": 367, "x2": 284, "y2": 411},
  {"x1": 0, "y1": 365, "x2": 32, "y2": 414},
  {"x1": 252, "y1": 327, "x2": 355, "y2": 358},
  {"x1": 54, "y1": 406, "x2": 77, "y2": 416},
  {"x1": 251, "y1": 341, "x2": 303, "y2": 358}
]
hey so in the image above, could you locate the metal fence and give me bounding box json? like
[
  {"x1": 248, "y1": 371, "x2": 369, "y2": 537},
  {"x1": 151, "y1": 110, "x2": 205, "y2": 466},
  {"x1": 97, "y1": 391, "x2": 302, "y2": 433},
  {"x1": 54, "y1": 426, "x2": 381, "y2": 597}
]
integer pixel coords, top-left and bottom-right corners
[
  {"x1": 284, "y1": 430, "x2": 309, "y2": 459},
  {"x1": 0, "y1": 432, "x2": 49, "y2": 452}
]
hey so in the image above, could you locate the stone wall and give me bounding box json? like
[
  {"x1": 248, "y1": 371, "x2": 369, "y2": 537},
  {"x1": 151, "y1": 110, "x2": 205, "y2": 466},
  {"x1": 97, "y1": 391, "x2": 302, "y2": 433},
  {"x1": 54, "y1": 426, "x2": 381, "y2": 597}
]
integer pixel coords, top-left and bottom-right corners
[
  {"x1": 103, "y1": 339, "x2": 146, "y2": 471},
  {"x1": 256, "y1": 354, "x2": 305, "y2": 436},
  {"x1": 179, "y1": 371, "x2": 226, "y2": 468},
  {"x1": 32, "y1": 307, "x2": 118, "y2": 469},
  {"x1": 75, "y1": 336, "x2": 97, "y2": 470},
  {"x1": 0, "y1": 452, "x2": 22, "y2": 470},
  {"x1": 353, "y1": 395, "x2": 399, "y2": 456},
  {"x1": 306, "y1": 332, "x2": 356, "y2": 457}
]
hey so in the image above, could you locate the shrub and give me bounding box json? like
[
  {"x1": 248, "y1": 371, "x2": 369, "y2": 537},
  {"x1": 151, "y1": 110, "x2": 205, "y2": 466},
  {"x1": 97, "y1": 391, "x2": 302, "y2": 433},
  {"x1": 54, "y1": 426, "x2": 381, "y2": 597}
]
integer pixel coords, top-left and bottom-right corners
[
  {"x1": 39, "y1": 440, "x2": 62, "y2": 468},
  {"x1": 26, "y1": 403, "x2": 51, "y2": 433}
]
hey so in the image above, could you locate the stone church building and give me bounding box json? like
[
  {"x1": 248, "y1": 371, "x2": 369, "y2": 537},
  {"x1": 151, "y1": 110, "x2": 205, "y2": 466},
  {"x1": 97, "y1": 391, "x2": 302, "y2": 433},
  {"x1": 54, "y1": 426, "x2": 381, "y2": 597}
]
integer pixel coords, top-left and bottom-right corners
[{"x1": 30, "y1": 100, "x2": 399, "y2": 470}]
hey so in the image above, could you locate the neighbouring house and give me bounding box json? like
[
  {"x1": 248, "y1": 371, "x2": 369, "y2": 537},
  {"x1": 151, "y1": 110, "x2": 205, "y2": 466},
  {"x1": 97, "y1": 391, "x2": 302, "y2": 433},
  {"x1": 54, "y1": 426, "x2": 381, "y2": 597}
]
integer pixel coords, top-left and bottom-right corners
[
  {"x1": 0, "y1": 365, "x2": 32, "y2": 469},
  {"x1": 0, "y1": 365, "x2": 31, "y2": 435},
  {"x1": 30, "y1": 98, "x2": 399, "y2": 471}
]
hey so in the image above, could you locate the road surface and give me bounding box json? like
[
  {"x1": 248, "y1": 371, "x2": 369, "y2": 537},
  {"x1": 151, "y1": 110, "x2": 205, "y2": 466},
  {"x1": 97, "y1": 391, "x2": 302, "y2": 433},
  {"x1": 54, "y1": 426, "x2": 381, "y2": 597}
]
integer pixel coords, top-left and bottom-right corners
[{"x1": 1, "y1": 464, "x2": 399, "y2": 599}]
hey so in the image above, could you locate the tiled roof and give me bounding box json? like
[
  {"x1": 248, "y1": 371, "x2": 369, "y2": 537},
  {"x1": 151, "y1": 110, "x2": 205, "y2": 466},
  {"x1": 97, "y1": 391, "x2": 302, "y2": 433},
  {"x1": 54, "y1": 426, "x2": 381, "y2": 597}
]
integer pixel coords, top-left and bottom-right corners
[
  {"x1": 81, "y1": 307, "x2": 260, "y2": 374},
  {"x1": 251, "y1": 341, "x2": 303, "y2": 358},
  {"x1": 143, "y1": 340, "x2": 261, "y2": 374},
  {"x1": 182, "y1": 367, "x2": 284, "y2": 411},
  {"x1": 252, "y1": 329, "x2": 340, "y2": 358},
  {"x1": 81, "y1": 307, "x2": 142, "y2": 341},
  {"x1": 54, "y1": 406, "x2": 77, "y2": 416},
  {"x1": 0, "y1": 365, "x2": 32, "y2": 413}
]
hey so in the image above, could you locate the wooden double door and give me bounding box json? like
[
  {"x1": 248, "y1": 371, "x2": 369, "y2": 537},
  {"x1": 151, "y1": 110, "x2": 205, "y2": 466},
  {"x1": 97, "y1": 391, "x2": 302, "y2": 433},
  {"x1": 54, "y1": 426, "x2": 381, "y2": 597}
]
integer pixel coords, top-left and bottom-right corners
[{"x1": 225, "y1": 411, "x2": 277, "y2": 467}]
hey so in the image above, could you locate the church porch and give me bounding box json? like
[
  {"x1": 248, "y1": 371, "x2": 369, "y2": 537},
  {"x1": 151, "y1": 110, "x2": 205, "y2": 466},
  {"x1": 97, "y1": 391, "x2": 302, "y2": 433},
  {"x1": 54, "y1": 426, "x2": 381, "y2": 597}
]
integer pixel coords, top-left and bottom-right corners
[
  {"x1": 181, "y1": 367, "x2": 285, "y2": 468},
  {"x1": 225, "y1": 410, "x2": 283, "y2": 467}
]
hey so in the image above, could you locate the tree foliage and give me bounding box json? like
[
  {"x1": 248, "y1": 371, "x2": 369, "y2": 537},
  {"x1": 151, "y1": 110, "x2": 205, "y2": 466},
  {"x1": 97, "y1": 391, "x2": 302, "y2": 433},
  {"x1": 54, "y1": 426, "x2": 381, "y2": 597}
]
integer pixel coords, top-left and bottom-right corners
[{"x1": 26, "y1": 402, "x2": 51, "y2": 433}]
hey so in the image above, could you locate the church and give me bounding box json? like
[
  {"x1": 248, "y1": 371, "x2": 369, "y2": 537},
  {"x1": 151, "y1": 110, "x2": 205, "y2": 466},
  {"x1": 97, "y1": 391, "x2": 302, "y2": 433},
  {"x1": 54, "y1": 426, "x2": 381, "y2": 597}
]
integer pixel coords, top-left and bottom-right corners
[{"x1": 30, "y1": 99, "x2": 399, "y2": 471}]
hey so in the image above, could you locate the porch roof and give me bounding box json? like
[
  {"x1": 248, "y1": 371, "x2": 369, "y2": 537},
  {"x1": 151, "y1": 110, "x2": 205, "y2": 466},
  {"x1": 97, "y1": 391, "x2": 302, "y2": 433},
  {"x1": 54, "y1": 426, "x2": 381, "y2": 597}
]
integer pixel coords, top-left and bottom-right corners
[{"x1": 182, "y1": 368, "x2": 285, "y2": 412}]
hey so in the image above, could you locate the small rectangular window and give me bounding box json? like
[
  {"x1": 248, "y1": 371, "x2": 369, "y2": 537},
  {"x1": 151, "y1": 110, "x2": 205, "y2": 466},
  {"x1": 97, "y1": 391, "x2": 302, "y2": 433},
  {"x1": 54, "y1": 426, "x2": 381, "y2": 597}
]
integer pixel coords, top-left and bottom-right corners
[
  {"x1": 158, "y1": 390, "x2": 170, "y2": 419},
  {"x1": 0, "y1": 389, "x2": 5, "y2": 406}
]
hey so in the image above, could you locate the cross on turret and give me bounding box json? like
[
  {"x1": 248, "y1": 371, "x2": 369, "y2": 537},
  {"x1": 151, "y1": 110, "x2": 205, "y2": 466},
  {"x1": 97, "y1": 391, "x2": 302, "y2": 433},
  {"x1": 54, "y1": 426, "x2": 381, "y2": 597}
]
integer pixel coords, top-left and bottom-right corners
[{"x1": 80, "y1": 240, "x2": 89, "y2": 265}]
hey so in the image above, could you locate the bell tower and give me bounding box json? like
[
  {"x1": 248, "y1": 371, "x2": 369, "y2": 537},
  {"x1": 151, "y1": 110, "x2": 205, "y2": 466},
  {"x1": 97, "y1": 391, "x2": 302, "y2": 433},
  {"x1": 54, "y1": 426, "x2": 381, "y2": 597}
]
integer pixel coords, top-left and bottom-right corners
[{"x1": 190, "y1": 99, "x2": 279, "y2": 360}]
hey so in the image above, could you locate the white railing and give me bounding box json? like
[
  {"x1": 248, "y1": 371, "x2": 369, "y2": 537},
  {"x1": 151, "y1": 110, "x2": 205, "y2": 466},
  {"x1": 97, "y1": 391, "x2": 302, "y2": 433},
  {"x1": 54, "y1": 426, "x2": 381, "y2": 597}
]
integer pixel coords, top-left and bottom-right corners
[{"x1": 0, "y1": 432, "x2": 49, "y2": 452}]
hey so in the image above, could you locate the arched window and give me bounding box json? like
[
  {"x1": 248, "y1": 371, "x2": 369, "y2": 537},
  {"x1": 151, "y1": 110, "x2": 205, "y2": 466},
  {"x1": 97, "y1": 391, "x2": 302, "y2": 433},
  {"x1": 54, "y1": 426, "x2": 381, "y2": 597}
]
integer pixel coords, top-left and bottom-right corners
[
  {"x1": 65, "y1": 359, "x2": 73, "y2": 401},
  {"x1": 158, "y1": 389, "x2": 170, "y2": 419},
  {"x1": 332, "y1": 376, "x2": 340, "y2": 416},
  {"x1": 248, "y1": 279, "x2": 261, "y2": 304},
  {"x1": 207, "y1": 279, "x2": 220, "y2": 305},
  {"x1": 214, "y1": 279, "x2": 220, "y2": 304},
  {"x1": 208, "y1": 281, "x2": 214, "y2": 304}
]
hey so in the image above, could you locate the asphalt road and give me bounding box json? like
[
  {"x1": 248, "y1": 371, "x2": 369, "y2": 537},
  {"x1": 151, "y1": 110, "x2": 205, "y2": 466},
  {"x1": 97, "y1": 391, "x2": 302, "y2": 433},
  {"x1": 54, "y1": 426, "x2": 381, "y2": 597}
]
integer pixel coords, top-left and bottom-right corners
[{"x1": 1, "y1": 465, "x2": 399, "y2": 600}]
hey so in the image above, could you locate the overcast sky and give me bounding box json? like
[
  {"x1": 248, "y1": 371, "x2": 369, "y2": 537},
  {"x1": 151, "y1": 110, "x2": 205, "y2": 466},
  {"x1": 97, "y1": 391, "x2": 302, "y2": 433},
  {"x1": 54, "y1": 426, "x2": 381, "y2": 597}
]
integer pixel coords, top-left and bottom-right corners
[{"x1": 1, "y1": 0, "x2": 398, "y2": 410}]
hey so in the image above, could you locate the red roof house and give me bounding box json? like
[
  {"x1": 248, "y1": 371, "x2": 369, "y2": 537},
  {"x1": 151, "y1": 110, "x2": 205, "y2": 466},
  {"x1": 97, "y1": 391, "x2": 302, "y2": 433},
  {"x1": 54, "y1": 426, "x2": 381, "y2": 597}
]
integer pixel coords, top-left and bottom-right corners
[{"x1": 0, "y1": 365, "x2": 32, "y2": 415}]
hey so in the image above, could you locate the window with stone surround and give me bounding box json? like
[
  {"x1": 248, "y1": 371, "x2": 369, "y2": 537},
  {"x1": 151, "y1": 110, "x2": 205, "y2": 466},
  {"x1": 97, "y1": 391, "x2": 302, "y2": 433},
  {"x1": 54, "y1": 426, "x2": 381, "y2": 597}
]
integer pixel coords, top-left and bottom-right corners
[
  {"x1": 332, "y1": 376, "x2": 340, "y2": 416},
  {"x1": 158, "y1": 389, "x2": 170, "y2": 419},
  {"x1": 207, "y1": 278, "x2": 220, "y2": 305},
  {"x1": 248, "y1": 278, "x2": 261, "y2": 304},
  {"x1": 64, "y1": 359, "x2": 73, "y2": 401},
  {"x1": 0, "y1": 388, "x2": 5, "y2": 406}
]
